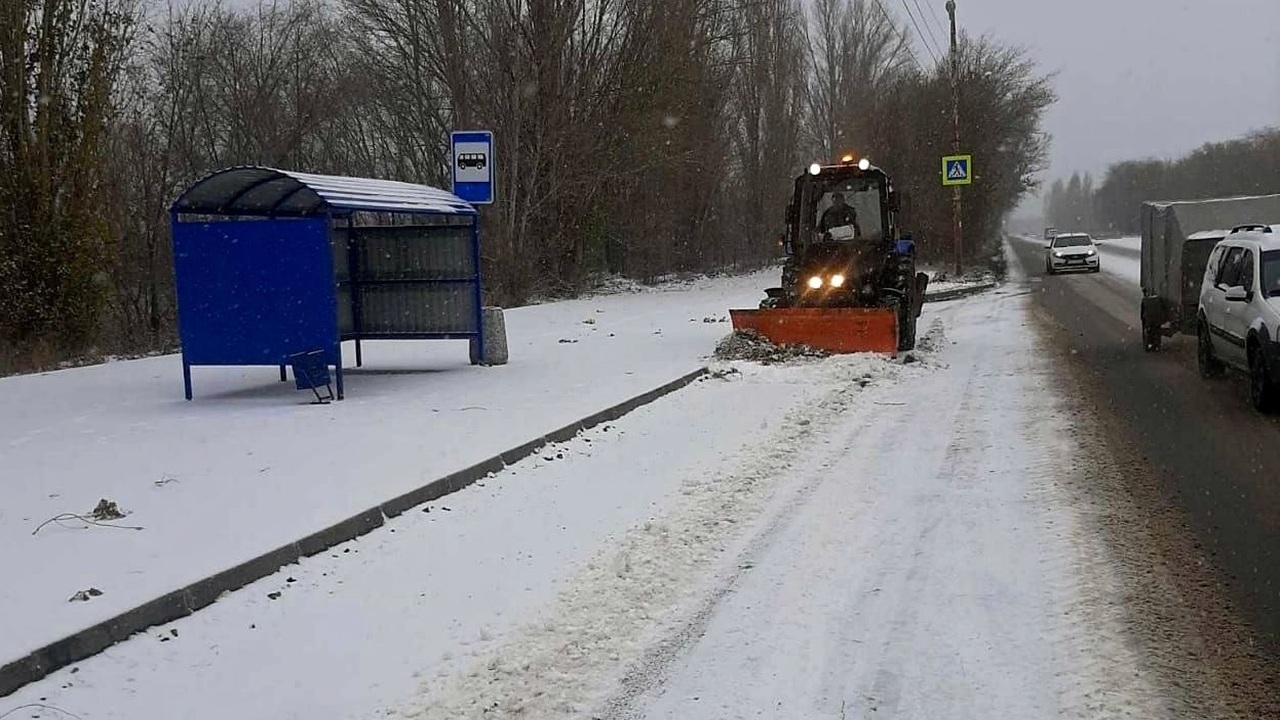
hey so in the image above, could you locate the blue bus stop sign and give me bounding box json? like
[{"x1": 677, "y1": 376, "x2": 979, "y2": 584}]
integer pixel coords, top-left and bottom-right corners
[{"x1": 451, "y1": 130, "x2": 494, "y2": 204}]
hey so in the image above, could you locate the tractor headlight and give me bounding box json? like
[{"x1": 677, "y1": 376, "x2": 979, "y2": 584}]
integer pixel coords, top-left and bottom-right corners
[
  {"x1": 807, "y1": 275, "x2": 823, "y2": 289},
  {"x1": 808, "y1": 163, "x2": 822, "y2": 176},
  {"x1": 858, "y1": 158, "x2": 871, "y2": 170},
  {"x1": 829, "y1": 274, "x2": 846, "y2": 288}
]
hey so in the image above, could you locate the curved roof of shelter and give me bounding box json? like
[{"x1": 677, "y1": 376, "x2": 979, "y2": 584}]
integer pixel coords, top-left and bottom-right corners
[{"x1": 171, "y1": 166, "x2": 476, "y2": 216}]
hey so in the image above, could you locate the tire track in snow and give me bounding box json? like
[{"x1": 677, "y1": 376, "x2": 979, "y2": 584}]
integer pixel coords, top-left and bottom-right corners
[
  {"x1": 623, "y1": 290, "x2": 1170, "y2": 720},
  {"x1": 595, "y1": 401, "x2": 892, "y2": 720},
  {"x1": 389, "y1": 336, "x2": 945, "y2": 720},
  {"x1": 602, "y1": 318, "x2": 962, "y2": 720}
]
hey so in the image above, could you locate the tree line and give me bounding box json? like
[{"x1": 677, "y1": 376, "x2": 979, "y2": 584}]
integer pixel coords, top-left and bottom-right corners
[
  {"x1": 1044, "y1": 127, "x2": 1280, "y2": 236},
  {"x1": 0, "y1": 0, "x2": 1055, "y2": 371}
]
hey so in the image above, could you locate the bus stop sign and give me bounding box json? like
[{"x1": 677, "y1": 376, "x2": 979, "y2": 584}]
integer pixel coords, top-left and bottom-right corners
[{"x1": 452, "y1": 130, "x2": 494, "y2": 204}]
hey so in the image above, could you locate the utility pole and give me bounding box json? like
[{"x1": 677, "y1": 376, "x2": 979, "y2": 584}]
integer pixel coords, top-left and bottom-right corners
[{"x1": 946, "y1": 0, "x2": 963, "y2": 276}]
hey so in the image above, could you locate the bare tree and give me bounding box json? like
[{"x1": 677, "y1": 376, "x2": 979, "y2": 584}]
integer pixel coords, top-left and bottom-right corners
[
  {"x1": 725, "y1": 0, "x2": 807, "y2": 263},
  {"x1": 803, "y1": 0, "x2": 912, "y2": 159},
  {"x1": 0, "y1": 0, "x2": 1060, "y2": 369},
  {"x1": 0, "y1": 0, "x2": 138, "y2": 359}
]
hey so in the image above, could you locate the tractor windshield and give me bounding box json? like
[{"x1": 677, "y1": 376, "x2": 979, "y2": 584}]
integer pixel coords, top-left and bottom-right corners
[{"x1": 807, "y1": 176, "x2": 886, "y2": 243}]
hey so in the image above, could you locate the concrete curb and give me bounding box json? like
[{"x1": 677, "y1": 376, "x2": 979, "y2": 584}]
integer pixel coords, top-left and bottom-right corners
[
  {"x1": 0, "y1": 367, "x2": 709, "y2": 699},
  {"x1": 923, "y1": 282, "x2": 999, "y2": 304}
]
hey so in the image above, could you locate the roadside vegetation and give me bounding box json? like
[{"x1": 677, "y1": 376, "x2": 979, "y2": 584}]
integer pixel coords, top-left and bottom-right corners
[
  {"x1": 1043, "y1": 127, "x2": 1279, "y2": 235},
  {"x1": 1, "y1": 0, "x2": 1054, "y2": 372}
]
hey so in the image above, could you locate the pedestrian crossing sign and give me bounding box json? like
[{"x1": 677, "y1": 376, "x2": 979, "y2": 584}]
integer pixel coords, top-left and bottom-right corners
[{"x1": 942, "y1": 154, "x2": 972, "y2": 186}]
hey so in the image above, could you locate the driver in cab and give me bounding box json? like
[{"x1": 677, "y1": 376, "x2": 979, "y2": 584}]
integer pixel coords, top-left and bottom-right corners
[{"x1": 819, "y1": 192, "x2": 861, "y2": 238}]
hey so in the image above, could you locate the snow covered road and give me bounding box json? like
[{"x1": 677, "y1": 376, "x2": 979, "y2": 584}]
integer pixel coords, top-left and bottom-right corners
[
  {"x1": 601, "y1": 291, "x2": 1166, "y2": 719},
  {"x1": 396, "y1": 288, "x2": 1166, "y2": 718},
  {"x1": 2, "y1": 279, "x2": 1175, "y2": 719}
]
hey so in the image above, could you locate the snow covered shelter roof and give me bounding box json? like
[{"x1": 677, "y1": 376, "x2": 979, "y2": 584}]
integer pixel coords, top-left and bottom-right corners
[{"x1": 171, "y1": 166, "x2": 476, "y2": 217}]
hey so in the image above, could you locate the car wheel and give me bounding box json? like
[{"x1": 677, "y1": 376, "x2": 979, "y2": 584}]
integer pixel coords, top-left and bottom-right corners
[
  {"x1": 1141, "y1": 302, "x2": 1162, "y2": 352},
  {"x1": 1197, "y1": 321, "x2": 1224, "y2": 378},
  {"x1": 1249, "y1": 346, "x2": 1278, "y2": 413}
]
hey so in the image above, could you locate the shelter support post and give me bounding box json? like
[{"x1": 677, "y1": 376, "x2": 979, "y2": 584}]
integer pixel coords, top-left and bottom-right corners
[
  {"x1": 470, "y1": 218, "x2": 485, "y2": 364},
  {"x1": 346, "y1": 216, "x2": 364, "y2": 370},
  {"x1": 183, "y1": 358, "x2": 193, "y2": 401},
  {"x1": 279, "y1": 365, "x2": 287, "y2": 382}
]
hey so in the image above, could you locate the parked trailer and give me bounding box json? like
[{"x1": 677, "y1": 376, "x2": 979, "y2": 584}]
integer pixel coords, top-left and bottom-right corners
[{"x1": 1140, "y1": 194, "x2": 1280, "y2": 351}]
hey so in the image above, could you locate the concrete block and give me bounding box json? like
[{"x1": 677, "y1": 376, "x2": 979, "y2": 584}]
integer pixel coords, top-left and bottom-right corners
[{"x1": 471, "y1": 306, "x2": 509, "y2": 365}]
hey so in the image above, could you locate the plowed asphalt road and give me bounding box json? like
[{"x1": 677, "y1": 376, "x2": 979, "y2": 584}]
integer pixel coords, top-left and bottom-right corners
[{"x1": 1007, "y1": 235, "x2": 1280, "y2": 665}]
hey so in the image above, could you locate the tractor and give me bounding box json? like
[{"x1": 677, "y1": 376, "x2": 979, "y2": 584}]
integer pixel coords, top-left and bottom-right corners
[{"x1": 730, "y1": 156, "x2": 929, "y2": 354}]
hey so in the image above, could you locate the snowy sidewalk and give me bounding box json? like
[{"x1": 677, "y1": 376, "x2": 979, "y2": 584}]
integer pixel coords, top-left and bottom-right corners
[
  {"x1": 0, "y1": 269, "x2": 771, "y2": 669},
  {"x1": 0, "y1": 334, "x2": 870, "y2": 719}
]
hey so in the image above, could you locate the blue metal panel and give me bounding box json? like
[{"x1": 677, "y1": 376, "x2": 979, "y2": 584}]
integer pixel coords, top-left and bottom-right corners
[{"x1": 173, "y1": 217, "x2": 339, "y2": 368}]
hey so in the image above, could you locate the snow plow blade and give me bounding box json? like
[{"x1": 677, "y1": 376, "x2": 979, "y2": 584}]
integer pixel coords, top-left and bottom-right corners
[{"x1": 728, "y1": 307, "x2": 900, "y2": 355}]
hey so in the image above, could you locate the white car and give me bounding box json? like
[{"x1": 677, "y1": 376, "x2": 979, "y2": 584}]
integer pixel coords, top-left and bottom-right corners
[
  {"x1": 1043, "y1": 232, "x2": 1100, "y2": 274},
  {"x1": 1195, "y1": 224, "x2": 1280, "y2": 411}
]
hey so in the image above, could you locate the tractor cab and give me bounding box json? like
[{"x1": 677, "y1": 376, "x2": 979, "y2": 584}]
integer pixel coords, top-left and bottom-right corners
[{"x1": 784, "y1": 158, "x2": 901, "y2": 257}]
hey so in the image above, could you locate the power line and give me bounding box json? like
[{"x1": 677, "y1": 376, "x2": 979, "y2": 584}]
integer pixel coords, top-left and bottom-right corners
[
  {"x1": 923, "y1": 0, "x2": 949, "y2": 47},
  {"x1": 869, "y1": 0, "x2": 926, "y2": 73},
  {"x1": 911, "y1": 0, "x2": 946, "y2": 61},
  {"x1": 899, "y1": 0, "x2": 941, "y2": 67}
]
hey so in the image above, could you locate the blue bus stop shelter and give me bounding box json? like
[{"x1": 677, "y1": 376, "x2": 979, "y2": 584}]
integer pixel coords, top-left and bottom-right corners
[{"x1": 169, "y1": 167, "x2": 485, "y2": 400}]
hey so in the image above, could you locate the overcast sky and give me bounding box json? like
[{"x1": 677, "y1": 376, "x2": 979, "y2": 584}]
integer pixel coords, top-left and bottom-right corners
[{"x1": 941, "y1": 0, "x2": 1280, "y2": 192}]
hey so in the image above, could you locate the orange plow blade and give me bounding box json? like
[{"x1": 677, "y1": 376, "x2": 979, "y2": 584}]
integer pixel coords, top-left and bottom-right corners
[{"x1": 728, "y1": 307, "x2": 899, "y2": 355}]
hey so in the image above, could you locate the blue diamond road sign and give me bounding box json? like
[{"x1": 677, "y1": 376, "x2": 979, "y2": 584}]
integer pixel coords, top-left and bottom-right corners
[
  {"x1": 451, "y1": 130, "x2": 494, "y2": 204},
  {"x1": 942, "y1": 154, "x2": 972, "y2": 186}
]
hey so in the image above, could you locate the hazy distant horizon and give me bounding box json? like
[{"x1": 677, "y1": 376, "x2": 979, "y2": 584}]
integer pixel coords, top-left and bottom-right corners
[{"x1": 945, "y1": 0, "x2": 1279, "y2": 211}]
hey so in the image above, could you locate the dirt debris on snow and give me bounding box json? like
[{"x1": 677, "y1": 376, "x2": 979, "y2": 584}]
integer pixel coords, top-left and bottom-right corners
[
  {"x1": 711, "y1": 330, "x2": 830, "y2": 365},
  {"x1": 68, "y1": 587, "x2": 103, "y2": 602},
  {"x1": 89, "y1": 499, "x2": 125, "y2": 521},
  {"x1": 713, "y1": 319, "x2": 948, "y2": 369}
]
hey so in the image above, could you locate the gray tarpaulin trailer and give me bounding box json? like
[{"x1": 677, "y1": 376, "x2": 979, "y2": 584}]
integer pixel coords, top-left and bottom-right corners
[{"x1": 1140, "y1": 194, "x2": 1280, "y2": 351}]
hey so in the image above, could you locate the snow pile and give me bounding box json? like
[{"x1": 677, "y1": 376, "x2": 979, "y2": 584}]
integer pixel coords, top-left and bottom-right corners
[
  {"x1": 711, "y1": 329, "x2": 831, "y2": 365},
  {"x1": 580, "y1": 274, "x2": 648, "y2": 296},
  {"x1": 393, "y1": 349, "x2": 938, "y2": 719},
  {"x1": 711, "y1": 315, "x2": 948, "y2": 369},
  {"x1": 913, "y1": 316, "x2": 948, "y2": 354},
  {"x1": 925, "y1": 267, "x2": 998, "y2": 294}
]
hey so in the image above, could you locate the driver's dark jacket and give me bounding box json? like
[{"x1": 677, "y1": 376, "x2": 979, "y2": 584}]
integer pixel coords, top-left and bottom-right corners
[{"x1": 820, "y1": 205, "x2": 859, "y2": 232}]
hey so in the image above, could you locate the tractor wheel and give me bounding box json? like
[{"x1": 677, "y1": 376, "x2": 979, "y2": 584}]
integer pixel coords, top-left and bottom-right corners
[
  {"x1": 1141, "y1": 314, "x2": 1161, "y2": 351},
  {"x1": 896, "y1": 300, "x2": 918, "y2": 352},
  {"x1": 914, "y1": 272, "x2": 929, "y2": 317}
]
